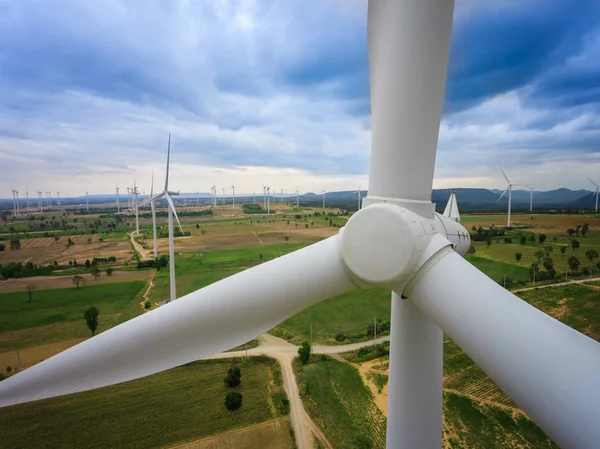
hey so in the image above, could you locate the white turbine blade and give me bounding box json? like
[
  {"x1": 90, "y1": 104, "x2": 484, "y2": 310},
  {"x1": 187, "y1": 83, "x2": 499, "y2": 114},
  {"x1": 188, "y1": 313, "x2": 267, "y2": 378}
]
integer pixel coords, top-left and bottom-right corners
[
  {"x1": 150, "y1": 169, "x2": 154, "y2": 196},
  {"x1": 403, "y1": 249, "x2": 600, "y2": 448},
  {"x1": 0, "y1": 235, "x2": 354, "y2": 408},
  {"x1": 165, "y1": 194, "x2": 183, "y2": 234},
  {"x1": 496, "y1": 187, "x2": 508, "y2": 202},
  {"x1": 499, "y1": 167, "x2": 510, "y2": 184},
  {"x1": 139, "y1": 192, "x2": 164, "y2": 207},
  {"x1": 587, "y1": 176, "x2": 599, "y2": 188},
  {"x1": 165, "y1": 133, "x2": 171, "y2": 191}
]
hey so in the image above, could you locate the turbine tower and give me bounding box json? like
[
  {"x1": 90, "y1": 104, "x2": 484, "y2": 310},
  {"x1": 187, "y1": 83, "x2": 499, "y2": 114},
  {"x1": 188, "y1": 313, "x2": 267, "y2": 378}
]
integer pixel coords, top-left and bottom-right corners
[
  {"x1": 116, "y1": 187, "x2": 120, "y2": 213},
  {"x1": 139, "y1": 134, "x2": 183, "y2": 300},
  {"x1": 357, "y1": 186, "x2": 362, "y2": 211},
  {"x1": 132, "y1": 181, "x2": 140, "y2": 235},
  {"x1": 524, "y1": 184, "x2": 534, "y2": 212},
  {"x1": 322, "y1": 189, "x2": 326, "y2": 208},
  {"x1": 497, "y1": 167, "x2": 513, "y2": 228},
  {"x1": 3, "y1": 4, "x2": 600, "y2": 449},
  {"x1": 37, "y1": 190, "x2": 43, "y2": 213},
  {"x1": 57, "y1": 192, "x2": 61, "y2": 207},
  {"x1": 296, "y1": 189, "x2": 299, "y2": 207},
  {"x1": 85, "y1": 191, "x2": 89, "y2": 213},
  {"x1": 231, "y1": 186, "x2": 235, "y2": 207},
  {"x1": 221, "y1": 188, "x2": 225, "y2": 206},
  {"x1": 588, "y1": 177, "x2": 599, "y2": 212},
  {"x1": 11, "y1": 188, "x2": 18, "y2": 216},
  {"x1": 46, "y1": 191, "x2": 51, "y2": 208},
  {"x1": 26, "y1": 190, "x2": 30, "y2": 213}
]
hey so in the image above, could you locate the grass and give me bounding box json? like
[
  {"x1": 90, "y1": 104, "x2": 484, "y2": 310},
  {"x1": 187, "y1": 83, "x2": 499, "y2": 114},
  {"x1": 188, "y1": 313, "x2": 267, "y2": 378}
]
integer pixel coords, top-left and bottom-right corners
[
  {"x1": 0, "y1": 357, "x2": 286, "y2": 448},
  {"x1": 467, "y1": 256, "x2": 531, "y2": 284},
  {"x1": 0, "y1": 281, "x2": 146, "y2": 333},
  {"x1": 293, "y1": 356, "x2": 387, "y2": 448},
  {"x1": 443, "y1": 392, "x2": 557, "y2": 448}
]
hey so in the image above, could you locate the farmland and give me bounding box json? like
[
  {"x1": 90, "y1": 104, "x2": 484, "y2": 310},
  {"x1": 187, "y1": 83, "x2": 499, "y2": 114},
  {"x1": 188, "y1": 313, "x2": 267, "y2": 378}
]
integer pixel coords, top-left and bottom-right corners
[
  {"x1": 0, "y1": 357, "x2": 291, "y2": 449},
  {"x1": 2, "y1": 205, "x2": 600, "y2": 447}
]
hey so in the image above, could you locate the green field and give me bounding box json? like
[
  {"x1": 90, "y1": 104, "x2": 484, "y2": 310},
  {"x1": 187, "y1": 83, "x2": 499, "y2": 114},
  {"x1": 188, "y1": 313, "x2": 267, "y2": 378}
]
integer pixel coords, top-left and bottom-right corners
[
  {"x1": 0, "y1": 281, "x2": 146, "y2": 333},
  {"x1": 0, "y1": 357, "x2": 288, "y2": 448},
  {"x1": 467, "y1": 256, "x2": 531, "y2": 284},
  {"x1": 294, "y1": 356, "x2": 387, "y2": 448},
  {"x1": 443, "y1": 392, "x2": 557, "y2": 448}
]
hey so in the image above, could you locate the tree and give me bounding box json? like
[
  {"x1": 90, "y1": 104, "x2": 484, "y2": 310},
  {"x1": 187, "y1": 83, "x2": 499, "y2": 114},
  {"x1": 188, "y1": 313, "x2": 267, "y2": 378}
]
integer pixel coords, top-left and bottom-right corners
[
  {"x1": 27, "y1": 283, "x2": 35, "y2": 303},
  {"x1": 529, "y1": 234, "x2": 536, "y2": 243},
  {"x1": 568, "y1": 256, "x2": 580, "y2": 274},
  {"x1": 298, "y1": 341, "x2": 311, "y2": 364},
  {"x1": 560, "y1": 246, "x2": 567, "y2": 255},
  {"x1": 10, "y1": 239, "x2": 21, "y2": 251},
  {"x1": 543, "y1": 257, "x2": 554, "y2": 273},
  {"x1": 72, "y1": 275, "x2": 85, "y2": 288},
  {"x1": 486, "y1": 238, "x2": 492, "y2": 248},
  {"x1": 519, "y1": 235, "x2": 527, "y2": 245},
  {"x1": 0, "y1": 243, "x2": 5, "y2": 252},
  {"x1": 84, "y1": 306, "x2": 100, "y2": 336},
  {"x1": 468, "y1": 246, "x2": 476, "y2": 255},
  {"x1": 571, "y1": 240, "x2": 580, "y2": 252},
  {"x1": 567, "y1": 228, "x2": 575, "y2": 238},
  {"x1": 284, "y1": 236, "x2": 290, "y2": 244},
  {"x1": 582, "y1": 223, "x2": 590, "y2": 237},
  {"x1": 586, "y1": 249, "x2": 599, "y2": 264},
  {"x1": 544, "y1": 246, "x2": 553, "y2": 257},
  {"x1": 224, "y1": 391, "x2": 243, "y2": 411},
  {"x1": 538, "y1": 234, "x2": 547, "y2": 244},
  {"x1": 224, "y1": 366, "x2": 242, "y2": 387},
  {"x1": 85, "y1": 259, "x2": 91, "y2": 268},
  {"x1": 515, "y1": 253, "x2": 522, "y2": 263},
  {"x1": 91, "y1": 267, "x2": 101, "y2": 280},
  {"x1": 106, "y1": 267, "x2": 113, "y2": 277},
  {"x1": 534, "y1": 250, "x2": 545, "y2": 264}
]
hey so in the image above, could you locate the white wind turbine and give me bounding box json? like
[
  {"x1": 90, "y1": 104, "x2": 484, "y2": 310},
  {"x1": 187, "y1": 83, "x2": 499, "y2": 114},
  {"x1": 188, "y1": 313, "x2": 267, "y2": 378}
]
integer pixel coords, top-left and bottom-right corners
[
  {"x1": 497, "y1": 167, "x2": 514, "y2": 228},
  {"x1": 231, "y1": 185, "x2": 235, "y2": 207},
  {"x1": 116, "y1": 187, "x2": 120, "y2": 213},
  {"x1": 357, "y1": 186, "x2": 362, "y2": 210},
  {"x1": 588, "y1": 177, "x2": 599, "y2": 212},
  {"x1": 524, "y1": 184, "x2": 534, "y2": 212},
  {"x1": 37, "y1": 190, "x2": 43, "y2": 213},
  {"x1": 85, "y1": 191, "x2": 89, "y2": 212},
  {"x1": 2, "y1": 3, "x2": 600, "y2": 449},
  {"x1": 296, "y1": 189, "x2": 300, "y2": 207},
  {"x1": 132, "y1": 181, "x2": 140, "y2": 235},
  {"x1": 322, "y1": 189, "x2": 326, "y2": 208},
  {"x1": 443, "y1": 191, "x2": 460, "y2": 223},
  {"x1": 139, "y1": 134, "x2": 183, "y2": 301}
]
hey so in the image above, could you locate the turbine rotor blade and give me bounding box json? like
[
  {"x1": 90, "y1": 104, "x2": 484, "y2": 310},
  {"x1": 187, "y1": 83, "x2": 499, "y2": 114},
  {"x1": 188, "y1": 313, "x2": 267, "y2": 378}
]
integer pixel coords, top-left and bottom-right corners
[
  {"x1": 496, "y1": 188, "x2": 508, "y2": 203},
  {"x1": 587, "y1": 176, "x2": 599, "y2": 188},
  {"x1": 403, "y1": 249, "x2": 600, "y2": 448},
  {"x1": 165, "y1": 194, "x2": 183, "y2": 234},
  {"x1": 165, "y1": 133, "x2": 171, "y2": 191},
  {"x1": 499, "y1": 167, "x2": 510, "y2": 184},
  {"x1": 0, "y1": 235, "x2": 354, "y2": 408}
]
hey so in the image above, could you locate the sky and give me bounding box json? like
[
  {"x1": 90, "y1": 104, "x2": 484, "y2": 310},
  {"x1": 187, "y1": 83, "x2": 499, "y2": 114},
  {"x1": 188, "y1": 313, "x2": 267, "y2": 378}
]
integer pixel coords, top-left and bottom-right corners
[{"x1": 1, "y1": 0, "x2": 599, "y2": 197}]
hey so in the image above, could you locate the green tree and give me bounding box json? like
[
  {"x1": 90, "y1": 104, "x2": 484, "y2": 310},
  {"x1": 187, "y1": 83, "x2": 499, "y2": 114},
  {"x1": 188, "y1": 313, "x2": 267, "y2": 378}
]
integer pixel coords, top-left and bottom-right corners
[
  {"x1": 284, "y1": 236, "x2": 290, "y2": 244},
  {"x1": 568, "y1": 256, "x2": 580, "y2": 274},
  {"x1": 224, "y1": 366, "x2": 242, "y2": 387},
  {"x1": 560, "y1": 246, "x2": 567, "y2": 255},
  {"x1": 582, "y1": 223, "x2": 590, "y2": 236},
  {"x1": 84, "y1": 306, "x2": 100, "y2": 336},
  {"x1": 519, "y1": 235, "x2": 527, "y2": 245},
  {"x1": 72, "y1": 275, "x2": 85, "y2": 288},
  {"x1": 224, "y1": 391, "x2": 243, "y2": 411},
  {"x1": 538, "y1": 234, "x2": 547, "y2": 244},
  {"x1": 468, "y1": 246, "x2": 476, "y2": 255},
  {"x1": 543, "y1": 258, "x2": 554, "y2": 273},
  {"x1": 9, "y1": 239, "x2": 21, "y2": 251},
  {"x1": 567, "y1": 228, "x2": 575, "y2": 238},
  {"x1": 515, "y1": 252, "x2": 522, "y2": 263},
  {"x1": 529, "y1": 234, "x2": 536, "y2": 243},
  {"x1": 106, "y1": 267, "x2": 113, "y2": 276},
  {"x1": 85, "y1": 259, "x2": 91, "y2": 268},
  {"x1": 534, "y1": 250, "x2": 544, "y2": 264},
  {"x1": 544, "y1": 246, "x2": 553, "y2": 257},
  {"x1": 27, "y1": 283, "x2": 35, "y2": 303},
  {"x1": 586, "y1": 249, "x2": 599, "y2": 264},
  {"x1": 571, "y1": 240, "x2": 580, "y2": 252},
  {"x1": 195, "y1": 224, "x2": 200, "y2": 229},
  {"x1": 91, "y1": 267, "x2": 101, "y2": 280},
  {"x1": 298, "y1": 341, "x2": 311, "y2": 364}
]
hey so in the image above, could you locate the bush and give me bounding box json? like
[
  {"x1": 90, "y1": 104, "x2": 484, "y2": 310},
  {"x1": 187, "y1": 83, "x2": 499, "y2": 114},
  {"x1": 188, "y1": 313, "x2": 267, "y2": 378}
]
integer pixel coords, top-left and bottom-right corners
[
  {"x1": 224, "y1": 366, "x2": 241, "y2": 387},
  {"x1": 298, "y1": 341, "x2": 311, "y2": 364},
  {"x1": 144, "y1": 301, "x2": 151, "y2": 309},
  {"x1": 224, "y1": 391, "x2": 243, "y2": 411}
]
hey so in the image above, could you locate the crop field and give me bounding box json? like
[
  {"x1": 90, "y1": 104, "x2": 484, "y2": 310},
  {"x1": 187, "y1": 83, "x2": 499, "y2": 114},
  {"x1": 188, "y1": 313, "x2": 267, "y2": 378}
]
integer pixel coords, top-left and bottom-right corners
[
  {"x1": 0, "y1": 357, "x2": 289, "y2": 449},
  {"x1": 293, "y1": 356, "x2": 387, "y2": 448},
  {"x1": 0, "y1": 281, "x2": 146, "y2": 358}
]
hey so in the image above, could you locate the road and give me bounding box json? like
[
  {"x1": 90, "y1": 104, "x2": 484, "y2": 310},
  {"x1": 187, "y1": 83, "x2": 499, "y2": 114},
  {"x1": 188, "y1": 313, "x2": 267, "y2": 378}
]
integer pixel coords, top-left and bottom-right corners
[
  {"x1": 206, "y1": 333, "x2": 390, "y2": 449},
  {"x1": 129, "y1": 231, "x2": 150, "y2": 260},
  {"x1": 511, "y1": 276, "x2": 600, "y2": 293}
]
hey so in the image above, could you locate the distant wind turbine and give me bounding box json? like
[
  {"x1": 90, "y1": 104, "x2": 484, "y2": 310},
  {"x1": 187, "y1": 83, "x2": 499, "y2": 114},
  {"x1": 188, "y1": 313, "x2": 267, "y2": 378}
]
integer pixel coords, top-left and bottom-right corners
[
  {"x1": 139, "y1": 133, "x2": 183, "y2": 302},
  {"x1": 588, "y1": 177, "x2": 599, "y2": 212},
  {"x1": 497, "y1": 167, "x2": 514, "y2": 228},
  {"x1": 524, "y1": 185, "x2": 534, "y2": 212},
  {"x1": 116, "y1": 187, "x2": 120, "y2": 213},
  {"x1": 443, "y1": 191, "x2": 460, "y2": 223},
  {"x1": 231, "y1": 186, "x2": 235, "y2": 207}
]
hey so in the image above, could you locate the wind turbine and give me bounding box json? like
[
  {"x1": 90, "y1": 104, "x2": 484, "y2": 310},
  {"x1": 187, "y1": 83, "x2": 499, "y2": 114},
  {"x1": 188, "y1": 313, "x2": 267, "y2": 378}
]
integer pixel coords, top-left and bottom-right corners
[
  {"x1": 266, "y1": 186, "x2": 270, "y2": 214},
  {"x1": 37, "y1": 191, "x2": 43, "y2": 213},
  {"x1": 85, "y1": 191, "x2": 89, "y2": 213},
  {"x1": 357, "y1": 186, "x2": 362, "y2": 211},
  {"x1": 116, "y1": 187, "x2": 120, "y2": 213},
  {"x1": 221, "y1": 188, "x2": 225, "y2": 206},
  {"x1": 497, "y1": 167, "x2": 513, "y2": 228},
  {"x1": 443, "y1": 191, "x2": 460, "y2": 223},
  {"x1": 139, "y1": 134, "x2": 183, "y2": 300},
  {"x1": 26, "y1": 190, "x2": 30, "y2": 213},
  {"x1": 11, "y1": 188, "x2": 18, "y2": 216},
  {"x1": 524, "y1": 185, "x2": 534, "y2": 212},
  {"x1": 132, "y1": 181, "x2": 140, "y2": 235},
  {"x1": 231, "y1": 186, "x2": 235, "y2": 207},
  {"x1": 2, "y1": 3, "x2": 600, "y2": 449},
  {"x1": 296, "y1": 189, "x2": 299, "y2": 207},
  {"x1": 56, "y1": 192, "x2": 61, "y2": 207},
  {"x1": 588, "y1": 177, "x2": 599, "y2": 212},
  {"x1": 46, "y1": 191, "x2": 51, "y2": 208}
]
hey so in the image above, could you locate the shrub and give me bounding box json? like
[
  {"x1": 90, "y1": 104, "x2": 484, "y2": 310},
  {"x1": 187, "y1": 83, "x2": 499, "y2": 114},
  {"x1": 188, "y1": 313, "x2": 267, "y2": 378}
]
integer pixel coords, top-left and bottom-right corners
[
  {"x1": 144, "y1": 301, "x2": 151, "y2": 309},
  {"x1": 298, "y1": 341, "x2": 311, "y2": 364},
  {"x1": 224, "y1": 366, "x2": 241, "y2": 387},
  {"x1": 224, "y1": 391, "x2": 243, "y2": 410}
]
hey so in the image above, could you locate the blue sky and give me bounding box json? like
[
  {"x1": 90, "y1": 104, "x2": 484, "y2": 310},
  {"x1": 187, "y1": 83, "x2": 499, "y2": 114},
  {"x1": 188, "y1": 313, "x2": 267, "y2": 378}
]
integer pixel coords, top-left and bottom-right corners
[{"x1": 1, "y1": 0, "x2": 599, "y2": 196}]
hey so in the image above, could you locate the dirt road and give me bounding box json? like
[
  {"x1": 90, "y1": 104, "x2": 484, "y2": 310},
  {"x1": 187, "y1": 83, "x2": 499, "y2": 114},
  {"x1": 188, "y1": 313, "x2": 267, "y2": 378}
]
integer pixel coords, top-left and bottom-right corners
[{"x1": 130, "y1": 231, "x2": 150, "y2": 260}]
